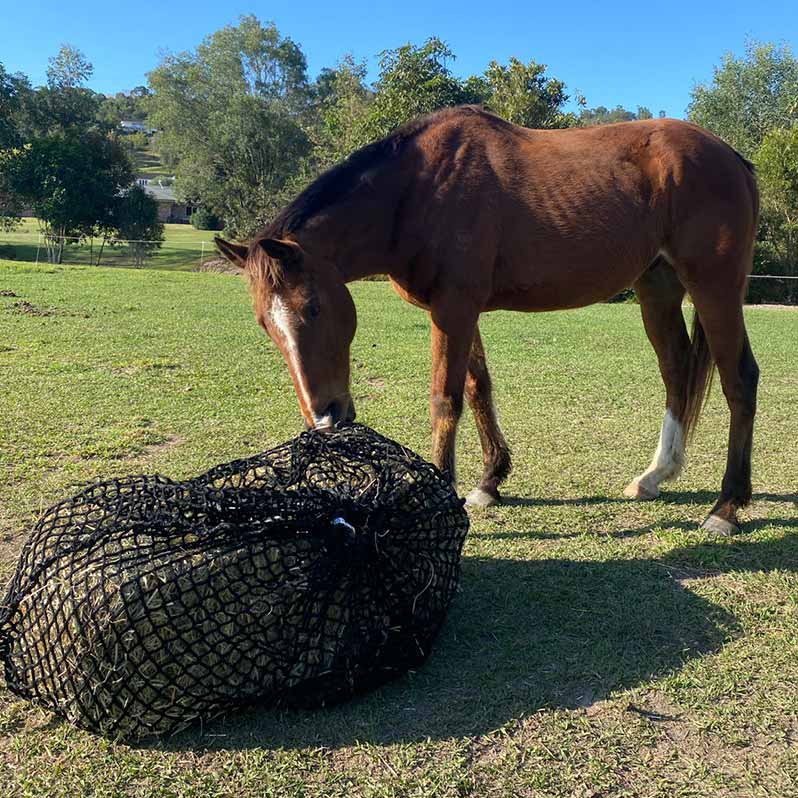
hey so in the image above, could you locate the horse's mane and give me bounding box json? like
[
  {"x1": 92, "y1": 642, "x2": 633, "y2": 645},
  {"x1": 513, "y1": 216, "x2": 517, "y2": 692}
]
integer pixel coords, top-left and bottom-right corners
[
  {"x1": 246, "y1": 106, "x2": 494, "y2": 284},
  {"x1": 260, "y1": 105, "x2": 489, "y2": 242}
]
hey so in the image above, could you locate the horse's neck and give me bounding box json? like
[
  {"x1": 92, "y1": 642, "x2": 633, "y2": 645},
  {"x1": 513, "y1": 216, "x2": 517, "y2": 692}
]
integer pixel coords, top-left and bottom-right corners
[{"x1": 297, "y1": 174, "x2": 405, "y2": 283}]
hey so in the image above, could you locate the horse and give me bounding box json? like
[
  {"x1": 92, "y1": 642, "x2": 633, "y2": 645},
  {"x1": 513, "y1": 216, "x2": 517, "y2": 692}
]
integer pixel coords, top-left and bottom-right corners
[{"x1": 215, "y1": 105, "x2": 760, "y2": 535}]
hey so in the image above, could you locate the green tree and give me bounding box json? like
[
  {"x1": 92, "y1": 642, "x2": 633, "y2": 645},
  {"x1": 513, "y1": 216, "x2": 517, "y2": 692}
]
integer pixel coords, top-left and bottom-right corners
[
  {"x1": 99, "y1": 86, "x2": 153, "y2": 128},
  {"x1": 46, "y1": 44, "x2": 93, "y2": 90},
  {"x1": 18, "y1": 45, "x2": 107, "y2": 137},
  {"x1": 753, "y1": 127, "x2": 798, "y2": 301},
  {"x1": 362, "y1": 38, "x2": 470, "y2": 140},
  {"x1": 468, "y1": 57, "x2": 576, "y2": 128},
  {"x1": 689, "y1": 41, "x2": 798, "y2": 302},
  {"x1": 108, "y1": 185, "x2": 164, "y2": 267},
  {"x1": 579, "y1": 104, "x2": 655, "y2": 125},
  {"x1": 316, "y1": 55, "x2": 373, "y2": 164},
  {"x1": 148, "y1": 15, "x2": 312, "y2": 236},
  {"x1": 688, "y1": 41, "x2": 798, "y2": 158},
  {"x1": 4, "y1": 132, "x2": 133, "y2": 263},
  {"x1": 0, "y1": 63, "x2": 32, "y2": 229}
]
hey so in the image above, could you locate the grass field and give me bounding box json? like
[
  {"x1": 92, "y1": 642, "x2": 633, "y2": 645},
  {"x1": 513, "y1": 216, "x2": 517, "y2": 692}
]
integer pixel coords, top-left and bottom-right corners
[
  {"x1": 1, "y1": 260, "x2": 796, "y2": 797},
  {"x1": 0, "y1": 219, "x2": 215, "y2": 271}
]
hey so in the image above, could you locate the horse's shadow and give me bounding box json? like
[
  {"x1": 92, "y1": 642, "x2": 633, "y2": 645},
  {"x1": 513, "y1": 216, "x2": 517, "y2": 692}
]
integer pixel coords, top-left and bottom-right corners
[
  {"x1": 502, "y1": 490, "x2": 798, "y2": 509},
  {"x1": 147, "y1": 529, "x2": 797, "y2": 753}
]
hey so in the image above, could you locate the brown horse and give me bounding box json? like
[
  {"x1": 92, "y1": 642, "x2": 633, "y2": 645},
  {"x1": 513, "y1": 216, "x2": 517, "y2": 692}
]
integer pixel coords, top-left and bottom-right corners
[{"x1": 216, "y1": 105, "x2": 760, "y2": 534}]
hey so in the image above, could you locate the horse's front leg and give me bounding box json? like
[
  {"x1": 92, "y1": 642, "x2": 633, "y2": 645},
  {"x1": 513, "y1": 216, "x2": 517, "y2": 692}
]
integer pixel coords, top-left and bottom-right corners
[{"x1": 429, "y1": 301, "x2": 479, "y2": 486}]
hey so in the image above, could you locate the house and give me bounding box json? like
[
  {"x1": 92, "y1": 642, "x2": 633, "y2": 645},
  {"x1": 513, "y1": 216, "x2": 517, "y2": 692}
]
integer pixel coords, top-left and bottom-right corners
[
  {"x1": 142, "y1": 182, "x2": 193, "y2": 224},
  {"x1": 121, "y1": 120, "x2": 157, "y2": 135}
]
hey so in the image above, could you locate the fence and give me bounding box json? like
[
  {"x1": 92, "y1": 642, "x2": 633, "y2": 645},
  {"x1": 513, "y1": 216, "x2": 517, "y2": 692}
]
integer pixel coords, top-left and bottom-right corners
[
  {"x1": 0, "y1": 231, "x2": 217, "y2": 272},
  {"x1": 1, "y1": 230, "x2": 796, "y2": 302}
]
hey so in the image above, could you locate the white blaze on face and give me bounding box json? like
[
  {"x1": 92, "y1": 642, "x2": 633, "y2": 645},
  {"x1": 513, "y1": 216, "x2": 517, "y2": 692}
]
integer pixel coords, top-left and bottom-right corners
[{"x1": 269, "y1": 295, "x2": 329, "y2": 427}]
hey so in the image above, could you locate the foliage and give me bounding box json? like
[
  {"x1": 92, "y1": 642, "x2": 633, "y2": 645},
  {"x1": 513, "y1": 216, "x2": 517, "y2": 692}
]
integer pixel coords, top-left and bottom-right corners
[
  {"x1": 119, "y1": 131, "x2": 149, "y2": 153},
  {"x1": 688, "y1": 41, "x2": 798, "y2": 158},
  {"x1": 0, "y1": 62, "x2": 31, "y2": 149},
  {"x1": 579, "y1": 104, "x2": 658, "y2": 125},
  {"x1": 0, "y1": 64, "x2": 30, "y2": 229},
  {"x1": 315, "y1": 55, "x2": 373, "y2": 166},
  {"x1": 99, "y1": 86, "x2": 152, "y2": 128},
  {"x1": 46, "y1": 45, "x2": 94, "y2": 90},
  {"x1": 466, "y1": 57, "x2": 576, "y2": 128},
  {"x1": 360, "y1": 38, "x2": 472, "y2": 141},
  {"x1": 2, "y1": 133, "x2": 133, "y2": 262},
  {"x1": 148, "y1": 15, "x2": 312, "y2": 237},
  {"x1": 108, "y1": 184, "x2": 164, "y2": 267},
  {"x1": 689, "y1": 41, "x2": 798, "y2": 302},
  {"x1": 752, "y1": 127, "x2": 798, "y2": 301},
  {"x1": 190, "y1": 206, "x2": 222, "y2": 231}
]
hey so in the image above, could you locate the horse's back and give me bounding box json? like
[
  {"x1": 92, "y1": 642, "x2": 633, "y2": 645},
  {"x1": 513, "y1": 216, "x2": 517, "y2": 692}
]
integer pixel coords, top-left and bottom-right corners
[{"x1": 408, "y1": 109, "x2": 758, "y2": 310}]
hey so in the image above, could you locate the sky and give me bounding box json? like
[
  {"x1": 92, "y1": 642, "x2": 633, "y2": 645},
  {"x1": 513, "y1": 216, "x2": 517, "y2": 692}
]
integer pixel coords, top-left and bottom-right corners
[{"x1": 1, "y1": 0, "x2": 796, "y2": 118}]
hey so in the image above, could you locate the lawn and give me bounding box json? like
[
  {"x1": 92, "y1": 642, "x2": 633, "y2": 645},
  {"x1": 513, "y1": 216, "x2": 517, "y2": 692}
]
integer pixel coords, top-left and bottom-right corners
[
  {"x1": 0, "y1": 261, "x2": 796, "y2": 797},
  {"x1": 0, "y1": 219, "x2": 216, "y2": 272}
]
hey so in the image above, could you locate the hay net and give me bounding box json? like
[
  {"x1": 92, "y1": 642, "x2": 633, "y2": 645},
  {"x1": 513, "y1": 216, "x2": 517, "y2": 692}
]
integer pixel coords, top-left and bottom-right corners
[{"x1": 0, "y1": 423, "x2": 468, "y2": 740}]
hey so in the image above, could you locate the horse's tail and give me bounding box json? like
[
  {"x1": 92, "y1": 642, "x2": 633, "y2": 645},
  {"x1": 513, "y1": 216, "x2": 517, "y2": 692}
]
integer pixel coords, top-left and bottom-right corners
[{"x1": 680, "y1": 313, "x2": 715, "y2": 441}]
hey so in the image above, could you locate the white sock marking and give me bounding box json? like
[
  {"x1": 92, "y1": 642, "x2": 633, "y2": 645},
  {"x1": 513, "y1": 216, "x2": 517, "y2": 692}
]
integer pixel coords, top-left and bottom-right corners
[{"x1": 634, "y1": 409, "x2": 685, "y2": 493}]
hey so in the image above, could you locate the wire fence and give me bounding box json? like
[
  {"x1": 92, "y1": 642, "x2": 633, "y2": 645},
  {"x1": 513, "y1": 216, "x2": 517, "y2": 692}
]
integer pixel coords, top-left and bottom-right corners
[
  {"x1": 1, "y1": 230, "x2": 797, "y2": 301},
  {"x1": 0, "y1": 231, "x2": 218, "y2": 272}
]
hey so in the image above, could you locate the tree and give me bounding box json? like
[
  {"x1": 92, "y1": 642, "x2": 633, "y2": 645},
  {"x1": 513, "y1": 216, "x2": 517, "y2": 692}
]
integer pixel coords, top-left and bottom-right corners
[
  {"x1": 689, "y1": 41, "x2": 798, "y2": 303},
  {"x1": 148, "y1": 15, "x2": 313, "y2": 236},
  {"x1": 46, "y1": 45, "x2": 94, "y2": 90},
  {"x1": 467, "y1": 57, "x2": 576, "y2": 128},
  {"x1": 753, "y1": 127, "x2": 798, "y2": 301},
  {"x1": 99, "y1": 87, "x2": 153, "y2": 128},
  {"x1": 17, "y1": 46, "x2": 107, "y2": 137},
  {"x1": 361, "y1": 38, "x2": 471, "y2": 141},
  {"x1": 0, "y1": 63, "x2": 32, "y2": 229},
  {"x1": 579, "y1": 104, "x2": 655, "y2": 126},
  {"x1": 109, "y1": 185, "x2": 164, "y2": 267},
  {"x1": 3, "y1": 132, "x2": 133, "y2": 262},
  {"x1": 688, "y1": 41, "x2": 798, "y2": 158},
  {"x1": 315, "y1": 55, "x2": 373, "y2": 165}
]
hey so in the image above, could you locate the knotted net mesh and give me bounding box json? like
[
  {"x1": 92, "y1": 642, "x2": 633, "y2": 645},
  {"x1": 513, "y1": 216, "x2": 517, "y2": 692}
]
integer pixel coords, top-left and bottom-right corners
[{"x1": 0, "y1": 423, "x2": 468, "y2": 740}]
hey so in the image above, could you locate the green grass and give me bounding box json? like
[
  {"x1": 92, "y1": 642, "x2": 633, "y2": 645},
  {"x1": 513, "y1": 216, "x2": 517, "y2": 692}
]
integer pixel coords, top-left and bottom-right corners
[
  {"x1": 0, "y1": 219, "x2": 215, "y2": 272},
  {"x1": 132, "y1": 146, "x2": 173, "y2": 182},
  {"x1": 1, "y1": 261, "x2": 796, "y2": 797}
]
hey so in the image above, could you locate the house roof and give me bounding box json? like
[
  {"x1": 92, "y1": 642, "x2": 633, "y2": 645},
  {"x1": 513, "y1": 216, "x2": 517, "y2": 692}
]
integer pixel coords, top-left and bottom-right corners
[{"x1": 143, "y1": 184, "x2": 178, "y2": 203}]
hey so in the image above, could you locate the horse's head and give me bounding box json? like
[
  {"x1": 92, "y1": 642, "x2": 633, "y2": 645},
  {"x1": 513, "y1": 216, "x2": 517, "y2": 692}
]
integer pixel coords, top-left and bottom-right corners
[{"x1": 216, "y1": 235, "x2": 357, "y2": 429}]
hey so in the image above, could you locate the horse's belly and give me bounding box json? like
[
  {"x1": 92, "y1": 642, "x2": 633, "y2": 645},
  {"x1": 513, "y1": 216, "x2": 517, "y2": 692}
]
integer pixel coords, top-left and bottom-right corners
[{"x1": 487, "y1": 254, "x2": 647, "y2": 312}]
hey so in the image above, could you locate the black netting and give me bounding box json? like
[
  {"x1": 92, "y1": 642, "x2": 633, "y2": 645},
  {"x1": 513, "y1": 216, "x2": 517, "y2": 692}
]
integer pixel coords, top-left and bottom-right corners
[{"x1": 0, "y1": 424, "x2": 468, "y2": 740}]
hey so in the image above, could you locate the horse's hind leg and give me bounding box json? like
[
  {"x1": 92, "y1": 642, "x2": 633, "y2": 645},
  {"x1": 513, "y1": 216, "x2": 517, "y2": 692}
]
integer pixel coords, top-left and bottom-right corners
[
  {"x1": 688, "y1": 291, "x2": 759, "y2": 534},
  {"x1": 624, "y1": 259, "x2": 691, "y2": 500},
  {"x1": 464, "y1": 326, "x2": 512, "y2": 507}
]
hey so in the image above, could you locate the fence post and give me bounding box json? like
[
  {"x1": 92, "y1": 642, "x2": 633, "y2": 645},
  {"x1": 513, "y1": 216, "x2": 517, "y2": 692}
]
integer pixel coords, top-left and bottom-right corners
[{"x1": 200, "y1": 240, "x2": 205, "y2": 269}]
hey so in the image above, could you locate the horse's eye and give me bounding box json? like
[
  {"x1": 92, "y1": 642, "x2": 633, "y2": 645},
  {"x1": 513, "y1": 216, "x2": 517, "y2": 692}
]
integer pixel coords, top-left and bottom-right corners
[{"x1": 306, "y1": 300, "x2": 320, "y2": 321}]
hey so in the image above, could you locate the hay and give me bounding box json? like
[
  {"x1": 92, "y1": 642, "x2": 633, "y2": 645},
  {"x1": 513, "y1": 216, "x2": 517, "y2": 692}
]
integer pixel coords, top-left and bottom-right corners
[{"x1": 0, "y1": 424, "x2": 468, "y2": 740}]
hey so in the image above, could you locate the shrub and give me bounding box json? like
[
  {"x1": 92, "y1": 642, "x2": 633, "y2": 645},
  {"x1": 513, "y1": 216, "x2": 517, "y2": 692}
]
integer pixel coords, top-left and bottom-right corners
[{"x1": 190, "y1": 207, "x2": 222, "y2": 231}]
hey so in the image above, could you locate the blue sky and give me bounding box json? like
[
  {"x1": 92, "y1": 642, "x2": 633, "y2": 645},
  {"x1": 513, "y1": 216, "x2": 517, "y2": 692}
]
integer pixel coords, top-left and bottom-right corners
[{"x1": 1, "y1": 0, "x2": 795, "y2": 118}]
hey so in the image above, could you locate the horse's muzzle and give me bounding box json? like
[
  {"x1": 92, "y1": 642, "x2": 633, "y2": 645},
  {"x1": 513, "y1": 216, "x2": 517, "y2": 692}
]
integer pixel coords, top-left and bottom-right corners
[{"x1": 308, "y1": 396, "x2": 356, "y2": 430}]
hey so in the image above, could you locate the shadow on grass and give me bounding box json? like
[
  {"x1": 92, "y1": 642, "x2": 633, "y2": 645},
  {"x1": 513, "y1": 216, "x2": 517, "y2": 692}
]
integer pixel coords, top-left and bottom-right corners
[
  {"x1": 501, "y1": 490, "x2": 798, "y2": 508},
  {"x1": 145, "y1": 532, "x2": 797, "y2": 753}
]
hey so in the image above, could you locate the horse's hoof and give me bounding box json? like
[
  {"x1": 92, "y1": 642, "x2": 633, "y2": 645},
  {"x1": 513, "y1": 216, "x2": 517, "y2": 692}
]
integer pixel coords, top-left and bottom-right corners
[
  {"x1": 700, "y1": 513, "x2": 740, "y2": 536},
  {"x1": 465, "y1": 487, "x2": 501, "y2": 508},
  {"x1": 623, "y1": 479, "x2": 659, "y2": 501}
]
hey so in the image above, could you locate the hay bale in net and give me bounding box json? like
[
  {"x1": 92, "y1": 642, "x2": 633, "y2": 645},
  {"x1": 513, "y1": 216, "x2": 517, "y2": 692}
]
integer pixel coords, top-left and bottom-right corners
[{"x1": 0, "y1": 424, "x2": 468, "y2": 740}]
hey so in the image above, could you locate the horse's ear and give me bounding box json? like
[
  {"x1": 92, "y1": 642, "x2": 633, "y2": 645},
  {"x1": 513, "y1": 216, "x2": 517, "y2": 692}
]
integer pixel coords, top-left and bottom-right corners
[
  {"x1": 257, "y1": 238, "x2": 302, "y2": 267},
  {"x1": 214, "y1": 237, "x2": 248, "y2": 268}
]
